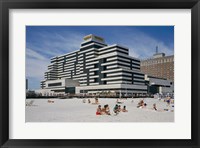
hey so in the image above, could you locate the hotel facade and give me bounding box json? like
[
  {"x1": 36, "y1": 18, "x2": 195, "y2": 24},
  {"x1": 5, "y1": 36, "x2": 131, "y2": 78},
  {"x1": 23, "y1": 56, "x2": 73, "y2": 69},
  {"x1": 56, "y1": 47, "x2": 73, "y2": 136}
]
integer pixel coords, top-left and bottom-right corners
[
  {"x1": 140, "y1": 53, "x2": 174, "y2": 81},
  {"x1": 39, "y1": 35, "x2": 147, "y2": 96}
]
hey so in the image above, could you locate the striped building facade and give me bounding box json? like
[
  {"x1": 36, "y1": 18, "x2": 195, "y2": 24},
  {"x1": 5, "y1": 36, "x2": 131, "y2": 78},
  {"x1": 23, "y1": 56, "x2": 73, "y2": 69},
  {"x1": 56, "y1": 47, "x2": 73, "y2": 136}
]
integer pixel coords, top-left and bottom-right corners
[{"x1": 40, "y1": 34, "x2": 147, "y2": 96}]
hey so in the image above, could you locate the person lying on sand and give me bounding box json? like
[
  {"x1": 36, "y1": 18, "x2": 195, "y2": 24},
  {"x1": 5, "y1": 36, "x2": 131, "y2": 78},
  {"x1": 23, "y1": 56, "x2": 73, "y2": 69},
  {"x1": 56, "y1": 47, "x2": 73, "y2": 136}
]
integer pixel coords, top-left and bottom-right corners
[
  {"x1": 48, "y1": 100, "x2": 54, "y2": 103},
  {"x1": 116, "y1": 99, "x2": 123, "y2": 104},
  {"x1": 122, "y1": 106, "x2": 128, "y2": 112},
  {"x1": 96, "y1": 105, "x2": 102, "y2": 115}
]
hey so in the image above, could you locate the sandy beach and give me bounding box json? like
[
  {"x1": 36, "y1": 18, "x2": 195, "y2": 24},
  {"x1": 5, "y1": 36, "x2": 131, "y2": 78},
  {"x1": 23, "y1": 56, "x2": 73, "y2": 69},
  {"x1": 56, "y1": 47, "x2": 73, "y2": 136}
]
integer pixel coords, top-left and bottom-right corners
[{"x1": 25, "y1": 98, "x2": 174, "y2": 122}]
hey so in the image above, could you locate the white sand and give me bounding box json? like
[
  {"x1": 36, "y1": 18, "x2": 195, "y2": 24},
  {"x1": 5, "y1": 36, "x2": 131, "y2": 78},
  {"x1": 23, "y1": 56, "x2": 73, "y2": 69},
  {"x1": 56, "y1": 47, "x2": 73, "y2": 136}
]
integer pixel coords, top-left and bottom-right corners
[{"x1": 25, "y1": 98, "x2": 174, "y2": 122}]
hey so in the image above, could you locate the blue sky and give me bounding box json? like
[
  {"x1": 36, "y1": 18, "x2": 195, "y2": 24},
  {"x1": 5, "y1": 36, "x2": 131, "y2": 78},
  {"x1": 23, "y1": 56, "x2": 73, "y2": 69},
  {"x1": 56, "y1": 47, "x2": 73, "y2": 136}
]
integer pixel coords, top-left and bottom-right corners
[{"x1": 26, "y1": 26, "x2": 174, "y2": 90}]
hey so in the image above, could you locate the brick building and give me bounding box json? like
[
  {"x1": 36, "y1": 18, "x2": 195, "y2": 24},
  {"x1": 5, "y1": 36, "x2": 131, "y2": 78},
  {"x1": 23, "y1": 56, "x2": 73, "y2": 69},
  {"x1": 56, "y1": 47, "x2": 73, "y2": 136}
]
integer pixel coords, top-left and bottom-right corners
[{"x1": 140, "y1": 53, "x2": 174, "y2": 81}]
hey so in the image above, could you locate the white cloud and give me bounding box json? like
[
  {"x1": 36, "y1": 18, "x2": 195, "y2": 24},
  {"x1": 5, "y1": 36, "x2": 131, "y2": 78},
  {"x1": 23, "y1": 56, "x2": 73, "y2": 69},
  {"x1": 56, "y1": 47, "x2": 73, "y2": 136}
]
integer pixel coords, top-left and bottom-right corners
[
  {"x1": 111, "y1": 28, "x2": 174, "y2": 59},
  {"x1": 26, "y1": 48, "x2": 49, "y2": 79},
  {"x1": 26, "y1": 30, "x2": 84, "y2": 89},
  {"x1": 33, "y1": 31, "x2": 84, "y2": 57},
  {"x1": 26, "y1": 48, "x2": 47, "y2": 60}
]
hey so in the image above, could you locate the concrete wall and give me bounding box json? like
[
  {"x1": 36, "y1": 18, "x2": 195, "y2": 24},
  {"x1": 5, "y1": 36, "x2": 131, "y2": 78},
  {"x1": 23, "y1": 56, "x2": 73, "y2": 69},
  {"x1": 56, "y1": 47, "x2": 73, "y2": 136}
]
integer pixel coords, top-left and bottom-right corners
[
  {"x1": 65, "y1": 79, "x2": 80, "y2": 87},
  {"x1": 45, "y1": 79, "x2": 65, "y2": 88},
  {"x1": 75, "y1": 84, "x2": 147, "y2": 94}
]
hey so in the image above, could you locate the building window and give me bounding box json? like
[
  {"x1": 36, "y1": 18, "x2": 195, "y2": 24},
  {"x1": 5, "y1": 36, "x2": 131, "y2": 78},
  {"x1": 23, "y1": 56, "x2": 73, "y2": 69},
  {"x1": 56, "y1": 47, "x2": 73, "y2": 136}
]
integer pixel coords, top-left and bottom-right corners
[
  {"x1": 48, "y1": 82, "x2": 62, "y2": 87},
  {"x1": 94, "y1": 71, "x2": 98, "y2": 75},
  {"x1": 94, "y1": 78, "x2": 98, "y2": 83},
  {"x1": 94, "y1": 64, "x2": 98, "y2": 68}
]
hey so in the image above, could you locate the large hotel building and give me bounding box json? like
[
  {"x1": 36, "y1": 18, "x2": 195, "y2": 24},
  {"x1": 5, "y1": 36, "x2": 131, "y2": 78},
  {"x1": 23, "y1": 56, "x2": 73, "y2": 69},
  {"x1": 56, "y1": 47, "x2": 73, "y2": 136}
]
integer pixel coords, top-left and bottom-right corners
[
  {"x1": 39, "y1": 34, "x2": 147, "y2": 96},
  {"x1": 140, "y1": 53, "x2": 174, "y2": 81}
]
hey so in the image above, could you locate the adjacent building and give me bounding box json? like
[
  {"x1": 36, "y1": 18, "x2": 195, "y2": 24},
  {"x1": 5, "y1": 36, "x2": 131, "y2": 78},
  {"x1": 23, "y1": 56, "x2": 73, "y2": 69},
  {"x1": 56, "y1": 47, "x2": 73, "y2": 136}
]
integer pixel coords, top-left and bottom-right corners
[
  {"x1": 26, "y1": 79, "x2": 28, "y2": 90},
  {"x1": 145, "y1": 75, "x2": 174, "y2": 94},
  {"x1": 140, "y1": 52, "x2": 174, "y2": 81},
  {"x1": 39, "y1": 34, "x2": 147, "y2": 96}
]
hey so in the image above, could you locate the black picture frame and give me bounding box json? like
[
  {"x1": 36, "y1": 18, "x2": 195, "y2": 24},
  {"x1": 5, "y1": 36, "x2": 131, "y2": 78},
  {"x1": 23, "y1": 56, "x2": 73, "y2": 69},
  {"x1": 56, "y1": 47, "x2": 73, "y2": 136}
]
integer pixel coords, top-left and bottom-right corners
[{"x1": 0, "y1": 0, "x2": 199, "y2": 148}]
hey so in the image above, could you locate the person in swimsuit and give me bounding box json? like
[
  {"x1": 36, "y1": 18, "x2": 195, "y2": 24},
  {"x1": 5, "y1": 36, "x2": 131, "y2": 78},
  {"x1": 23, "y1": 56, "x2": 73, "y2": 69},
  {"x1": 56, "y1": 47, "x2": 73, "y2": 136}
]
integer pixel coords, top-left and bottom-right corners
[
  {"x1": 118, "y1": 105, "x2": 122, "y2": 112},
  {"x1": 113, "y1": 104, "x2": 119, "y2": 115},
  {"x1": 153, "y1": 103, "x2": 157, "y2": 111},
  {"x1": 96, "y1": 105, "x2": 102, "y2": 115},
  {"x1": 137, "y1": 100, "x2": 144, "y2": 108},
  {"x1": 105, "y1": 104, "x2": 111, "y2": 115},
  {"x1": 122, "y1": 106, "x2": 128, "y2": 112}
]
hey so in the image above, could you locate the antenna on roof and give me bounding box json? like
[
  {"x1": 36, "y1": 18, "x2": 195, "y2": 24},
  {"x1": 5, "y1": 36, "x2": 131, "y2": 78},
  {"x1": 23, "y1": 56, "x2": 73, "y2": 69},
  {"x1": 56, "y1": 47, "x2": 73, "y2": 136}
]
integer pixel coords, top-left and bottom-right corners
[{"x1": 156, "y1": 46, "x2": 158, "y2": 54}]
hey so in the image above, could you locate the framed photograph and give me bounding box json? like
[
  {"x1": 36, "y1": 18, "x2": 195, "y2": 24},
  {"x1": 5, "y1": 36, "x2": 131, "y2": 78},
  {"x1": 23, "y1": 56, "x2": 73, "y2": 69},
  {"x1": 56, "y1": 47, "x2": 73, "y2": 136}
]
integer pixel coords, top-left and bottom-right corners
[{"x1": 0, "y1": 0, "x2": 199, "y2": 147}]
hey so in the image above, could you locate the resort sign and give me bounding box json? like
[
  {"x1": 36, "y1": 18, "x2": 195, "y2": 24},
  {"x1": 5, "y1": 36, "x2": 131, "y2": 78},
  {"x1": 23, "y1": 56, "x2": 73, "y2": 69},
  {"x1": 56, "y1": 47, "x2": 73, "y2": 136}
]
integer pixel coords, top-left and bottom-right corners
[
  {"x1": 83, "y1": 35, "x2": 92, "y2": 41},
  {"x1": 83, "y1": 34, "x2": 105, "y2": 43}
]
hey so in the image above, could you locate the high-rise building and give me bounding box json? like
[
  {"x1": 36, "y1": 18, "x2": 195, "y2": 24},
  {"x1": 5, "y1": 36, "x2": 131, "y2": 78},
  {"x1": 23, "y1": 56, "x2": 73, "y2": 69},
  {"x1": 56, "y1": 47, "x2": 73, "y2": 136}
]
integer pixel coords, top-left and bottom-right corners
[
  {"x1": 26, "y1": 79, "x2": 28, "y2": 90},
  {"x1": 40, "y1": 34, "x2": 147, "y2": 96},
  {"x1": 140, "y1": 52, "x2": 174, "y2": 81}
]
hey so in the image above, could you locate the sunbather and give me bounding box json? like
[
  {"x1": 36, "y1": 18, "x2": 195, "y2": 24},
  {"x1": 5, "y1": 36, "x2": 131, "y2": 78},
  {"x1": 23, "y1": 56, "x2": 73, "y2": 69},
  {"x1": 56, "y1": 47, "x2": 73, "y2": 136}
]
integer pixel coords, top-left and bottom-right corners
[
  {"x1": 122, "y1": 105, "x2": 128, "y2": 112},
  {"x1": 96, "y1": 105, "x2": 102, "y2": 115},
  {"x1": 137, "y1": 100, "x2": 144, "y2": 108},
  {"x1": 113, "y1": 104, "x2": 119, "y2": 115},
  {"x1": 153, "y1": 103, "x2": 157, "y2": 111},
  {"x1": 82, "y1": 98, "x2": 86, "y2": 103},
  {"x1": 104, "y1": 104, "x2": 111, "y2": 115},
  {"x1": 118, "y1": 105, "x2": 122, "y2": 112}
]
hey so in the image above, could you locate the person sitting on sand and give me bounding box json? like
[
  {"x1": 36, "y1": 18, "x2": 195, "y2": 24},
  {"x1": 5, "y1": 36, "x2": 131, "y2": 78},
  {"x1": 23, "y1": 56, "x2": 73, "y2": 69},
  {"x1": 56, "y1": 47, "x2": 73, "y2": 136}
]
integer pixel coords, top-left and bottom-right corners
[
  {"x1": 137, "y1": 100, "x2": 144, "y2": 108},
  {"x1": 116, "y1": 98, "x2": 123, "y2": 104},
  {"x1": 122, "y1": 106, "x2": 128, "y2": 112},
  {"x1": 166, "y1": 97, "x2": 171, "y2": 106},
  {"x1": 88, "y1": 99, "x2": 91, "y2": 104},
  {"x1": 170, "y1": 99, "x2": 174, "y2": 104},
  {"x1": 96, "y1": 105, "x2": 102, "y2": 115},
  {"x1": 153, "y1": 103, "x2": 157, "y2": 111},
  {"x1": 100, "y1": 105, "x2": 107, "y2": 115},
  {"x1": 118, "y1": 105, "x2": 122, "y2": 112},
  {"x1": 104, "y1": 104, "x2": 111, "y2": 115},
  {"x1": 82, "y1": 98, "x2": 86, "y2": 103},
  {"x1": 113, "y1": 104, "x2": 119, "y2": 115},
  {"x1": 95, "y1": 97, "x2": 99, "y2": 104},
  {"x1": 92, "y1": 97, "x2": 99, "y2": 105}
]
